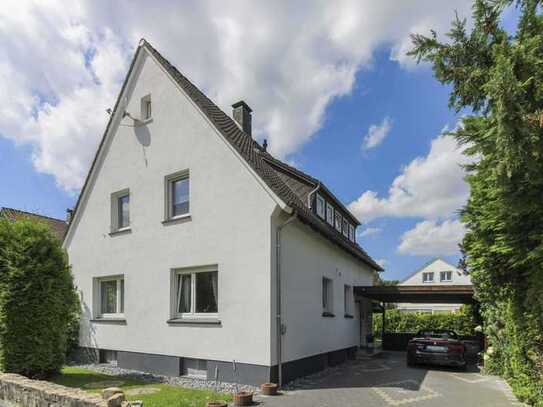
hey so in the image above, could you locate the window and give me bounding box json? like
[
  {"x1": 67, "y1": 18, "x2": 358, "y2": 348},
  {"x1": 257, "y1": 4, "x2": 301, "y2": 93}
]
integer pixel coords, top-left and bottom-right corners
[
  {"x1": 173, "y1": 266, "x2": 218, "y2": 318},
  {"x1": 326, "y1": 202, "x2": 334, "y2": 225},
  {"x1": 342, "y1": 219, "x2": 349, "y2": 238},
  {"x1": 141, "y1": 94, "x2": 152, "y2": 120},
  {"x1": 322, "y1": 277, "x2": 333, "y2": 316},
  {"x1": 344, "y1": 285, "x2": 353, "y2": 316},
  {"x1": 182, "y1": 358, "x2": 207, "y2": 378},
  {"x1": 111, "y1": 190, "x2": 130, "y2": 232},
  {"x1": 422, "y1": 272, "x2": 434, "y2": 283},
  {"x1": 440, "y1": 271, "x2": 452, "y2": 282},
  {"x1": 97, "y1": 276, "x2": 124, "y2": 318},
  {"x1": 349, "y1": 224, "x2": 355, "y2": 242},
  {"x1": 335, "y1": 212, "x2": 342, "y2": 232},
  {"x1": 316, "y1": 194, "x2": 325, "y2": 219},
  {"x1": 166, "y1": 171, "x2": 190, "y2": 219}
]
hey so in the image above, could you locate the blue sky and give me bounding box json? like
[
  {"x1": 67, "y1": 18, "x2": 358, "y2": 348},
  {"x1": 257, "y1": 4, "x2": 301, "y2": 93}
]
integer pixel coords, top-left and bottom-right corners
[{"x1": 2, "y1": 0, "x2": 518, "y2": 281}]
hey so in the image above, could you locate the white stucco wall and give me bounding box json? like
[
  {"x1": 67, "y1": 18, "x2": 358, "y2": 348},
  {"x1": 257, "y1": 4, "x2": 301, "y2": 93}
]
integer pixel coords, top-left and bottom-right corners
[
  {"x1": 398, "y1": 258, "x2": 471, "y2": 313},
  {"x1": 65, "y1": 50, "x2": 279, "y2": 366},
  {"x1": 277, "y1": 217, "x2": 375, "y2": 363}
]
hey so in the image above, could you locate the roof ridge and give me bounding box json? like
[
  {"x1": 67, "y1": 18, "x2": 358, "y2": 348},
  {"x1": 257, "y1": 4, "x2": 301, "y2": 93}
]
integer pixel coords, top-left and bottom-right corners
[{"x1": 1, "y1": 207, "x2": 66, "y2": 223}]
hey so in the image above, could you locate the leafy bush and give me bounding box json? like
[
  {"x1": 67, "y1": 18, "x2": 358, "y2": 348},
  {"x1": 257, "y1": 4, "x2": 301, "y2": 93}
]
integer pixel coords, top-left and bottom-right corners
[
  {"x1": 0, "y1": 218, "x2": 79, "y2": 378},
  {"x1": 373, "y1": 305, "x2": 477, "y2": 337}
]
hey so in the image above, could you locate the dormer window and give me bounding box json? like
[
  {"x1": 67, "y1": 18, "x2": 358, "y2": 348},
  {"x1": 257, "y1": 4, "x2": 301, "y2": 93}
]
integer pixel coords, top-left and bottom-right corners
[
  {"x1": 316, "y1": 194, "x2": 325, "y2": 219},
  {"x1": 326, "y1": 202, "x2": 334, "y2": 226},
  {"x1": 349, "y1": 224, "x2": 355, "y2": 242},
  {"x1": 141, "y1": 94, "x2": 152, "y2": 120},
  {"x1": 342, "y1": 218, "x2": 349, "y2": 238},
  {"x1": 335, "y1": 212, "x2": 342, "y2": 232}
]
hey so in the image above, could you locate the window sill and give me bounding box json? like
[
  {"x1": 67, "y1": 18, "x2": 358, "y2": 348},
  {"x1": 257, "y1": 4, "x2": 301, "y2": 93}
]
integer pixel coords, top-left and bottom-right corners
[
  {"x1": 109, "y1": 227, "x2": 132, "y2": 236},
  {"x1": 322, "y1": 312, "x2": 335, "y2": 318},
  {"x1": 162, "y1": 214, "x2": 191, "y2": 226},
  {"x1": 91, "y1": 318, "x2": 127, "y2": 324},
  {"x1": 141, "y1": 117, "x2": 153, "y2": 125},
  {"x1": 167, "y1": 318, "x2": 221, "y2": 326},
  {"x1": 344, "y1": 314, "x2": 354, "y2": 319}
]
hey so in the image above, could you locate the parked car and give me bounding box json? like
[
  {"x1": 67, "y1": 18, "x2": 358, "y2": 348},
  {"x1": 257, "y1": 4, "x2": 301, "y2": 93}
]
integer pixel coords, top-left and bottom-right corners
[{"x1": 406, "y1": 329, "x2": 466, "y2": 369}]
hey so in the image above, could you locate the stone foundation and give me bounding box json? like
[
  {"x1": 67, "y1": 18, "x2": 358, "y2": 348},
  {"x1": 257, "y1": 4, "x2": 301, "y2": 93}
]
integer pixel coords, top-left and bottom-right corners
[{"x1": 0, "y1": 373, "x2": 107, "y2": 407}]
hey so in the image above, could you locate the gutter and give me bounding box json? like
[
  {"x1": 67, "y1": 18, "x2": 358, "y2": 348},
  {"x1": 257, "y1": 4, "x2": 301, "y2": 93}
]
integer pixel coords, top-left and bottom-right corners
[{"x1": 275, "y1": 211, "x2": 297, "y2": 387}]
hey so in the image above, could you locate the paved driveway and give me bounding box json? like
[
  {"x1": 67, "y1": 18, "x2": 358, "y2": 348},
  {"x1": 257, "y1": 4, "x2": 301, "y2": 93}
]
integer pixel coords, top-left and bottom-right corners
[{"x1": 257, "y1": 352, "x2": 524, "y2": 407}]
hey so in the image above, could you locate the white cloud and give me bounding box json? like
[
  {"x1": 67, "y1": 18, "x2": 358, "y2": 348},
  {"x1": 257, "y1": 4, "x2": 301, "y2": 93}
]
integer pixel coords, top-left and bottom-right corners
[
  {"x1": 349, "y1": 132, "x2": 470, "y2": 223},
  {"x1": 0, "y1": 0, "x2": 472, "y2": 191},
  {"x1": 362, "y1": 117, "x2": 392, "y2": 150},
  {"x1": 398, "y1": 219, "x2": 465, "y2": 256},
  {"x1": 359, "y1": 227, "x2": 382, "y2": 237},
  {"x1": 376, "y1": 258, "x2": 387, "y2": 268}
]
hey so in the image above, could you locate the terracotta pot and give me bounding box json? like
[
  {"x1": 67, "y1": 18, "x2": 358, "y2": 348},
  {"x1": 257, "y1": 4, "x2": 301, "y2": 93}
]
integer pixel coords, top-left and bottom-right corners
[
  {"x1": 206, "y1": 401, "x2": 227, "y2": 407},
  {"x1": 260, "y1": 382, "x2": 278, "y2": 396},
  {"x1": 233, "y1": 391, "x2": 253, "y2": 406}
]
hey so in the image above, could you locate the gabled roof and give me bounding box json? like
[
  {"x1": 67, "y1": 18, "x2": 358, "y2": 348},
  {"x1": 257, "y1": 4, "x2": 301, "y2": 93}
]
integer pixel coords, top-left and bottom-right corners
[
  {"x1": 0, "y1": 207, "x2": 67, "y2": 240},
  {"x1": 64, "y1": 39, "x2": 382, "y2": 271},
  {"x1": 399, "y1": 258, "x2": 460, "y2": 284}
]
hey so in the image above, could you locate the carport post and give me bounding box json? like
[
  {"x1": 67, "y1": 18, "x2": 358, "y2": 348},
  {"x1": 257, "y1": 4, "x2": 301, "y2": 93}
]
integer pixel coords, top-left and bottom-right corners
[{"x1": 381, "y1": 302, "x2": 386, "y2": 341}]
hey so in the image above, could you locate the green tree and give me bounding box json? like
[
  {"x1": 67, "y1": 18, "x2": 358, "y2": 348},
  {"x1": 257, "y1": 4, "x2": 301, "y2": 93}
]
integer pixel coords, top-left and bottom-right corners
[
  {"x1": 409, "y1": 1, "x2": 543, "y2": 404},
  {"x1": 0, "y1": 218, "x2": 79, "y2": 378}
]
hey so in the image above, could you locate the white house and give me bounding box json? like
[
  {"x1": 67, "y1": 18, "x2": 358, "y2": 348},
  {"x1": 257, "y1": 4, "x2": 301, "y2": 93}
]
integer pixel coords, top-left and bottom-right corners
[
  {"x1": 396, "y1": 258, "x2": 472, "y2": 313},
  {"x1": 63, "y1": 39, "x2": 382, "y2": 385}
]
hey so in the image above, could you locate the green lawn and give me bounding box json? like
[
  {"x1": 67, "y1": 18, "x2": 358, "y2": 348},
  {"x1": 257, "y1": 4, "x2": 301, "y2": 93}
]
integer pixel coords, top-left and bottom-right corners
[{"x1": 50, "y1": 367, "x2": 232, "y2": 407}]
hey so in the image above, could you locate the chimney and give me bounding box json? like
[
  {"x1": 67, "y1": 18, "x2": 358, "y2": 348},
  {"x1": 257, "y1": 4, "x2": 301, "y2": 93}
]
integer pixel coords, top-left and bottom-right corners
[
  {"x1": 232, "y1": 101, "x2": 252, "y2": 137},
  {"x1": 66, "y1": 208, "x2": 73, "y2": 223}
]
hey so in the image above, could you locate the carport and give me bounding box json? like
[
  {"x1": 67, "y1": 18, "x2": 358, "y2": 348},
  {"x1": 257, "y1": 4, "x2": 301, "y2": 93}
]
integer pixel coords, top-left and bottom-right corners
[{"x1": 354, "y1": 285, "x2": 478, "y2": 351}]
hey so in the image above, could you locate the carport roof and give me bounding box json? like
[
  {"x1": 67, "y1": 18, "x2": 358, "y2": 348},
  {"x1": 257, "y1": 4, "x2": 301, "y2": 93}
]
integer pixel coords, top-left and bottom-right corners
[{"x1": 354, "y1": 285, "x2": 475, "y2": 304}]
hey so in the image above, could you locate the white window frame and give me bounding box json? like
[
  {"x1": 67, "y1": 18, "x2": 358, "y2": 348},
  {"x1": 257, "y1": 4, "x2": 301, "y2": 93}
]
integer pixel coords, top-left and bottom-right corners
[
  {"x1": 440, "y1": 271, "x2": 452, "y2": 282},
  {"x1": 110, "y1": 189, "x2": 130, "y2": 232},
  {"x1": 422, "y1": 272, "x2": 434, "y2": 283},
  {"x1": 335, "y1": 212, "x2": 342, "y2": 232},
  {"x1": 96, "y1": 276, "x2": 124, "y2": 319},
  {"x1": 326, "y1": 202, "x2": 334, "y2": 226},
  {"x1": 165, "y1": 170, "x2": 190, "y2": 221},
  {"x1": 344, "y1": 284, "x2": 353, "y2": 316},
  {"x1": 171, "y1": 265, "x2": 218, "y2": 320},
  {"x1": 342, "y1": 219, "x2": 349, "y2": 238},
  {"x1": 322, "y1": 277, "x2": 333, "y2": 315},
  {"x1": 349, "y1": 224, "x2": 355, "y2": 242},
  {"x1": 315, "y1": 194, "x2": 325, "y2": 219},
  {"x1": 141, "y1": 94, "x2": 152, "y2": 121}
]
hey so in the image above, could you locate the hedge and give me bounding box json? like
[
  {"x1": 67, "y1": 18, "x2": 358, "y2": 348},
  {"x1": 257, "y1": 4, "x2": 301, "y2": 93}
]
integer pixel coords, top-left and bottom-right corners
[
  {"x1": 0, "y1": 218, "x2": 79, "y2": 378},
  {"x1": 373, "y1": 305, "x2": 477, "y2": 337}
]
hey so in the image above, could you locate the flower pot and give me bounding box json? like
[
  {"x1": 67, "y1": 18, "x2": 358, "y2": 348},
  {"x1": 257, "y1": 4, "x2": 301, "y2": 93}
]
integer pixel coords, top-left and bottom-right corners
[
  {"x1": 207, "y1": 401, "x2": 227, "y2": 407},
  {"x1": 260, "y1": 382, "x2": 278, "y2": 396},
  {"x1": 233, "y1": 391, "x2": 253, "y2": 406}
]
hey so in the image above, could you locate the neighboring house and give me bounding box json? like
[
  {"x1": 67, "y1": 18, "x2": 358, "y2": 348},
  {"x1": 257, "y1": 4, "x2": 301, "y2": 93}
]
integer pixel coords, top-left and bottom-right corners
[
  {"x1": 63, "y1": 39, "x2": 382, "y2": 386},
  {"x1": 0, "y1": 207, "x2": 67, "y2": 240},
  {"x1": 396, "y1": 258, "x2": 472, "y2": 314}
]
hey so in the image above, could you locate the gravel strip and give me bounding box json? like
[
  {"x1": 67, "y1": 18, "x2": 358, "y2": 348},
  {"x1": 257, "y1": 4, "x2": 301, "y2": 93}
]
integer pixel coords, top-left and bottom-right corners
[{"x1": 72, "y1": 363, "x2": 259, "y2": 394}]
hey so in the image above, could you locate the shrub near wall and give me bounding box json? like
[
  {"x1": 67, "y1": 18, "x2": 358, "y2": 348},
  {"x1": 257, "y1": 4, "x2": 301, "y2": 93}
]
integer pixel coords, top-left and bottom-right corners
[
  {"x1": 373, "y1": 305, "x2": 477, "y2": 337},
  {"x1": 0, "y1": 219, "x2": 79, "y2": 378}
]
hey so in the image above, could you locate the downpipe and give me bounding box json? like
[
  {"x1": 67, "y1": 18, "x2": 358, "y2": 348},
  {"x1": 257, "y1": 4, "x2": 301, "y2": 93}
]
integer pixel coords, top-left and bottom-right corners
[{"x1": 276, "y1": 212, "x2": 297, "y2": 387}]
